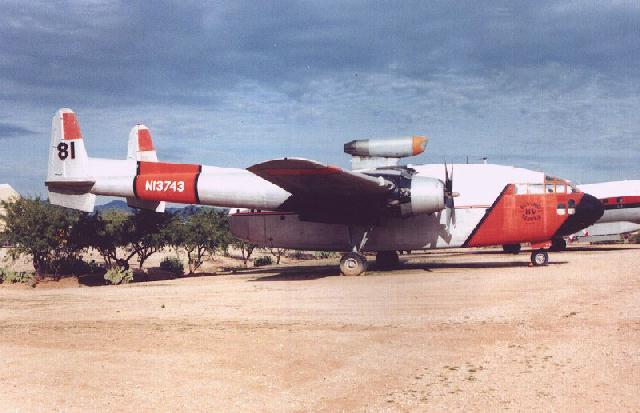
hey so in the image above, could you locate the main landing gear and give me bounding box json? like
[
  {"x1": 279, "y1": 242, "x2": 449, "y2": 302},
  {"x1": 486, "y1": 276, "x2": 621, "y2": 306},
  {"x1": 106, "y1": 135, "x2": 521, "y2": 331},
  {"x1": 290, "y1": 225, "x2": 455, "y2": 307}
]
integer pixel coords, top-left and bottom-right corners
[
  {"x1": 339, "y1": 251, "x2": 402, "y2": 276},
  {"x1": 339, "y1": 252, "x2": 368, "y2": 276},
  {"x1": 375, "y1": 251, "x2": 400, "y2": 270}
]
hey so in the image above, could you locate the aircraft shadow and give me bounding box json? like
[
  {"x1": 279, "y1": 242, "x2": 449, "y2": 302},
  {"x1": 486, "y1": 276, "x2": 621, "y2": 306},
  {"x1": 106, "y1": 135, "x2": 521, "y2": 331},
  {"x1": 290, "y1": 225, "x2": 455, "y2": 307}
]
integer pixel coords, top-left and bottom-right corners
[
  {"x1": 247, "y1": 259, "x2": 568, "y2": 281},
  {"x1": 247, "y1": 264, "x2": 340, "y2": 281}
]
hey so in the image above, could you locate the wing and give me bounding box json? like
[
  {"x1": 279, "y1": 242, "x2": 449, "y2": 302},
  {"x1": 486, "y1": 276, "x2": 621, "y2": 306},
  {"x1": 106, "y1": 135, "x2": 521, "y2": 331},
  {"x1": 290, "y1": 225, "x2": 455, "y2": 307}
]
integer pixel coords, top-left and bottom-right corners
[
  {"x1": 248, "y1": 158, "x2": 392, "y2": 196},
  {"x1": 248, "y1": 158, "x2": 395, "y2": 223}
]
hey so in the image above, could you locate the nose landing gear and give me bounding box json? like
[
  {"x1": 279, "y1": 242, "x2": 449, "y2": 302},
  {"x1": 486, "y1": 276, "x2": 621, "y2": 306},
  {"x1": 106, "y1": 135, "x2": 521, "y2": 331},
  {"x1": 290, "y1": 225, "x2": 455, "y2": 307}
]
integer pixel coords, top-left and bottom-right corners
[{"x1": 530, "y1": 249, "x2": 549, "y2": 266}]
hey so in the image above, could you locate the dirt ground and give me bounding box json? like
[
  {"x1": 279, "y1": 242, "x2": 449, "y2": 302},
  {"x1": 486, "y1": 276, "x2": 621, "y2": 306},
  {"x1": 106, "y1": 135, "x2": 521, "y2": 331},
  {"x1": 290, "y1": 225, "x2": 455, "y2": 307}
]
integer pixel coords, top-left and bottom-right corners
[{"x1": 1, "y1": 245, "x2": 639, "y2": 412}]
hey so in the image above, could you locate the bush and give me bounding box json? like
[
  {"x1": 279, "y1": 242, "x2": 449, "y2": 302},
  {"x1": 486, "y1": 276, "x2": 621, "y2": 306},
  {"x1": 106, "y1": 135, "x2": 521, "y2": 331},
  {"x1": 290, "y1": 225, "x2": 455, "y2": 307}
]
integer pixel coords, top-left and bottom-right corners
[
  {"x1": 45, "y1": 256, "x2": 92, "y2": 276},
  {"x1": 315, "y1": 251, "x2": 338, "y2": 259},
  {"x1": 159, "y1": 257, "x2": 184, "y2": 276},
  {"x1": 287, "y1": 250, "x2": 315, "y2": 260},
  {"x1": 104, "y1": 267, "x2": 134, "y2": 285},
  {"x1": 0, "y1": 269, "x2": 36, "y2": 287},
  {"x1": 254, "y1": 256, "x2": 273, "y2": 267}
]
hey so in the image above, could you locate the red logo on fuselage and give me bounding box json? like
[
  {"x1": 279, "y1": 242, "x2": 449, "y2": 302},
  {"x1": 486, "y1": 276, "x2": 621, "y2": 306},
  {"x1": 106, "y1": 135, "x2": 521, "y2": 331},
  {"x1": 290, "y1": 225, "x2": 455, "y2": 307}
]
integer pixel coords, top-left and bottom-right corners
[{"x1": 520, "y1": 201, "x2": 542, "y2": 222}]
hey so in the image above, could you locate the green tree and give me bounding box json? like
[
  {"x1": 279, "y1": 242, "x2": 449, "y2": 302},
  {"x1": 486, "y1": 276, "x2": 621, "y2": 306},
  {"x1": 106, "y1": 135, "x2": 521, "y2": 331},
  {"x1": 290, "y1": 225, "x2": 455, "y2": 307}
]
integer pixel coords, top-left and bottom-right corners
[
  {"x1": 128, "y1": 210, "x2": 174, "y2": 269},
  {"x1": 169, "y1": 208, "x2": 228, "y2": 274},
  {"x1": 234, "y1": 239, "x2": 257, "y2": 267},
  {"x1": 269, "y1": 247, "x2": 287, "y2": 265},
  {"x1": 80, "y1": 209, "x2": 174, "y2": 270},
  {"x1": 79, "y1": 210, "x2": 132, "y2": 270},
  {"x1": 0, "y1": 197, "x2": 85, "y2": 276}
]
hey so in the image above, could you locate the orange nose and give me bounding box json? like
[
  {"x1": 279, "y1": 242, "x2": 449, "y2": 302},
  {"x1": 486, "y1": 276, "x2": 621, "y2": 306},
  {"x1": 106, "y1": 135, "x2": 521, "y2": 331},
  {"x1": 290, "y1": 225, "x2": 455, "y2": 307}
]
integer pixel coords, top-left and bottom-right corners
[{"x1": 412, "y1": 136, "x2": 427, "y2": 155}]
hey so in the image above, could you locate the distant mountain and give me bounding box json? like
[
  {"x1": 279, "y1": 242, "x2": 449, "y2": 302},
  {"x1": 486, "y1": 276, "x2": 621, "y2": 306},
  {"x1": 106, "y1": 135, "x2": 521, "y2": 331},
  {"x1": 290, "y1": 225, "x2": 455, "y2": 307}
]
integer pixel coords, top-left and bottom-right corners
[
  {"x1": 95, "y1": 200, "x2": 131, "y2": 212},
  {"x1": 94, "y1": 200, "x2": 223, "y2": 215}
]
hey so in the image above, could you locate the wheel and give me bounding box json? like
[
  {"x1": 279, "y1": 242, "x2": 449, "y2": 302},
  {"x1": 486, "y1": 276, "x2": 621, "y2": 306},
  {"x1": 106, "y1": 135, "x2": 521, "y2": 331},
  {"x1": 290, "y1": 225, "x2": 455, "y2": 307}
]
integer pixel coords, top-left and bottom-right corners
[
  {"x1": 502, "y1": 244, "x2": 521, "y2": 254},
  {"x1": 549, "y1": 238, "x2": 567, "y2": 252},
  {"x1": 375, "y1": 251, "x2": 400, "y2": 270},
  {"x1": 340, "y1": 252, "x2": 368, "y2": 276},
  {"x1": 530, "y1": 249, "x2": 549, "y2": 266}
]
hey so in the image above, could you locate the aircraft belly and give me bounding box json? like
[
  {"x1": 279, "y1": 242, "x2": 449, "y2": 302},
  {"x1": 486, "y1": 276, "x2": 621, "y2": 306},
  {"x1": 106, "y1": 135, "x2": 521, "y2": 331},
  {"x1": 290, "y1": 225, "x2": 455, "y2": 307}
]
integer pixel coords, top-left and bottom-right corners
[
  {"x1": 365, "y1": 208, "x2": 486, "y2": 250},
  {"x1": 230, "y1": 213, "x2": 352, "y2": 250},
  {"x1": 229, "y1": 208, "x2": 487, "y2": 251}
]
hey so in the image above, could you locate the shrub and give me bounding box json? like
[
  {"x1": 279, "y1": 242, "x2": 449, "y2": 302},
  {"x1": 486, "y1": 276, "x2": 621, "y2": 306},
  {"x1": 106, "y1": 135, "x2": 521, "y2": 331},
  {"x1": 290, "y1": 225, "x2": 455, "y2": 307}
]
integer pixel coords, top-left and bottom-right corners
[
  {"x1": 0, "y1": 269, "x2": 36, "y2": 287},
  {"x1": 45, "y1": 256, "x2": 91, "y2": 275},
  {"x1": 104, "y1": 267, "x2": 134, "y2": 285},
  {"x1": 159, "y1": 257, "x2": 184, "y2": 276},
  {"x1": 254, "y1": 256, "x2": 273, "y2": 267},
  {"x1": 315, "y1": 251, "x2": 337, "y2": 259}
]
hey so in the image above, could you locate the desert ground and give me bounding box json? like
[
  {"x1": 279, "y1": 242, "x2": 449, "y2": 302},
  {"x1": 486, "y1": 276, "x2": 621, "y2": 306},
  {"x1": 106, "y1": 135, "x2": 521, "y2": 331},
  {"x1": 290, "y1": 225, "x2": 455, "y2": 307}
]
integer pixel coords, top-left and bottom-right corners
[{"x1": 0, "y1": 245, "x2": 639, "y2": 412}]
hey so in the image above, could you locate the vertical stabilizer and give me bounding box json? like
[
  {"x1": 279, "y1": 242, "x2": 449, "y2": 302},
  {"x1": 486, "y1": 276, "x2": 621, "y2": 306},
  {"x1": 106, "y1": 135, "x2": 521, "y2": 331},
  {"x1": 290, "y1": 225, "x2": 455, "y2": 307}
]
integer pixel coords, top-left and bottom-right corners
[
  {"x1": 45, "y1": 108, "x2": 96, "y2": 212},
  {"x1": 127, "y1": 124, "x2": 158, "y2": 162},
  {"x1": 126, "y1": 124, "x2": 165, "y2": 212}
]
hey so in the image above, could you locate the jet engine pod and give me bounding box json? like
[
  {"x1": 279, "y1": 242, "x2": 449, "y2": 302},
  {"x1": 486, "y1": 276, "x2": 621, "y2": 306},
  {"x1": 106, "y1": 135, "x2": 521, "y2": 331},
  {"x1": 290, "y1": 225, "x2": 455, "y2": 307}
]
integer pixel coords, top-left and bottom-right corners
[
  {"x1": 344, "y1": 136, "x2": 427, "y2": 158},
  {"x1": 399, "y1": 176, "x2": 445, "y2": 217}
]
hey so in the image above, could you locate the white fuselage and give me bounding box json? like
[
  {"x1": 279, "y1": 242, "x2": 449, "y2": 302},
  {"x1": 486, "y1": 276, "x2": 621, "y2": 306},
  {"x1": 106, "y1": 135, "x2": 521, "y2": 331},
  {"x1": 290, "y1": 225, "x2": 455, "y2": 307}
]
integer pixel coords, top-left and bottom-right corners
[{"x1": 229, "y1": 163, "x2": 545, "y2": 251}]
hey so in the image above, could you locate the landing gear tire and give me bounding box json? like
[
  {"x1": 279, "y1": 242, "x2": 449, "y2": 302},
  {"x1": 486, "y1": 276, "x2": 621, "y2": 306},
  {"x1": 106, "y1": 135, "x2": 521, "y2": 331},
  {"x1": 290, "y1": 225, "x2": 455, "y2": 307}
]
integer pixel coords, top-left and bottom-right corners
[
  {"x1": 549, "y1": 238, "x2": 567, "y2": 252},
  {"x1": 502, "y1": 244, "x2": 521, "y2": 254},
  {"x1": 530, "y1": 249, "x2": 549, "y2": 266},
  {"x1": 340, "y1": 252, "x2": 368, "y2": 276},
  {"x1": 375, "y1": 251, "x2": 400, "y2": 270}
]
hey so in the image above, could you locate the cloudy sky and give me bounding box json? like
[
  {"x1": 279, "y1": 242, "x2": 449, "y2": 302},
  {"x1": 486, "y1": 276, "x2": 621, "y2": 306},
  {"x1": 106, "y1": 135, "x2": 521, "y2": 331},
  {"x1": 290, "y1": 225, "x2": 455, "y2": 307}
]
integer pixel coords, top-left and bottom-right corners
[{"x1": 1, "y1": 0, "x2": 639, "y2": 197}]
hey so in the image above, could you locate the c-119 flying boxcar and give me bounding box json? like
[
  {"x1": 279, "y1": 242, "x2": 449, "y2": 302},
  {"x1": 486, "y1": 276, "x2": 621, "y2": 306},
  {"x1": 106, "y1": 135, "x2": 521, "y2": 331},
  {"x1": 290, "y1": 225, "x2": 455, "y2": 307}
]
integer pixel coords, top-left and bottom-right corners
[{"x1": 45, "y1": 109, "x2": 603, "y2": 275}]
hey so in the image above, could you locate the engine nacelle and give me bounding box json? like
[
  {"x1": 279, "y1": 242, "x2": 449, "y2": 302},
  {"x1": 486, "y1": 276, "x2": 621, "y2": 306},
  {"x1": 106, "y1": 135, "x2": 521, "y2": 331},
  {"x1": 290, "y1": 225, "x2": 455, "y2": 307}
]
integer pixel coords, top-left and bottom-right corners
[
  {"x1": 344, "y1": 136, "x2": 427, "y2": 158},
  {"x1": 399, "y1": 175, "x2": 445, "y2": 217}
]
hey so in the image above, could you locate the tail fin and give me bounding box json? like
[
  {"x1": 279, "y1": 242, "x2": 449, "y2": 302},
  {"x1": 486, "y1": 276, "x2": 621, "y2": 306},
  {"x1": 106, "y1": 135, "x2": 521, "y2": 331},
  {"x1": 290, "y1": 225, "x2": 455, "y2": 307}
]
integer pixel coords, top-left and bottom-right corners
[
  {"x1": 45, "y1": 108, "x2": 96, "y2": 212},
  {"x1": 127, "y1": 124, "x2": 158, "y2": 162},
  {"x1": 126, "y1": 124, "x2": 165, "y2": 212}
]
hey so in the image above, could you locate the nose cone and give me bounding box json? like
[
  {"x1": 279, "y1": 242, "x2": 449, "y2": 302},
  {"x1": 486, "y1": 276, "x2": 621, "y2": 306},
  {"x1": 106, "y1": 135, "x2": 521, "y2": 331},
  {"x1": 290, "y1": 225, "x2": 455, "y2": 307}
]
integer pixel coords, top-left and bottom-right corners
[{"x1": 554, "y1": 193, "x2": 605, "y2": 237}]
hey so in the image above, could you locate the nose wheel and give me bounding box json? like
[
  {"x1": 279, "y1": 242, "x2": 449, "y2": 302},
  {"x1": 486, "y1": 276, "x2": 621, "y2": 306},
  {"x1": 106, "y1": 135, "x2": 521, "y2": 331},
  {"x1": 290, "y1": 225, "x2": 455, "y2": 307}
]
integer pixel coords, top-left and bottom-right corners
[
  {"x1": 530, "y1": 249, "x2": 549, "y2": 266},
  {"x1": 340, "y1": 252, "x2": 368, "y2": 276}
]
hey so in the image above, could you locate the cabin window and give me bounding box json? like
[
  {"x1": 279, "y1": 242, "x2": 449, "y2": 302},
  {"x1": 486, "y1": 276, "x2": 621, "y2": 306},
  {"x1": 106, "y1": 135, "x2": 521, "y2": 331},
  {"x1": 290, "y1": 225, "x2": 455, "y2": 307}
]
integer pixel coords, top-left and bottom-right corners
[
  {"x1": 556, "y1": 202, "x2": 566, "y2": 216},
  {"x1": 515, "y1": 184, "x2": 528, "y2": 194},
  {"x1": 546, "y1": 184, "x2": 556, "y2": 193},
  {"x1": 528, "y1": 184, "x2": 545, "y2": 194},
  {"x1": 567, "y1": 199, "x2": 576, "y2": 215}
]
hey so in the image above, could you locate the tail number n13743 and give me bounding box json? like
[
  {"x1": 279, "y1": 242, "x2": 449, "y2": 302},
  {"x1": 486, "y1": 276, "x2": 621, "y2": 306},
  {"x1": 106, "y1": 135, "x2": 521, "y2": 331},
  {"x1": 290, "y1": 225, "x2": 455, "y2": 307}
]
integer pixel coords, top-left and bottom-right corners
[{"x1": 145, "y1": 180, "x2": 185, "y2": 192}]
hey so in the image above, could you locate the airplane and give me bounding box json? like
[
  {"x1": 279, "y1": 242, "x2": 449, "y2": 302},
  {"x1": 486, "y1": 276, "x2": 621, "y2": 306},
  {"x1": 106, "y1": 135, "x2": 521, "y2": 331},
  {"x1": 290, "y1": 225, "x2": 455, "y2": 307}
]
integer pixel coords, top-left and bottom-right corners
[{"x1": 45, "y1": 108, "x2": 604, "y2": 275}]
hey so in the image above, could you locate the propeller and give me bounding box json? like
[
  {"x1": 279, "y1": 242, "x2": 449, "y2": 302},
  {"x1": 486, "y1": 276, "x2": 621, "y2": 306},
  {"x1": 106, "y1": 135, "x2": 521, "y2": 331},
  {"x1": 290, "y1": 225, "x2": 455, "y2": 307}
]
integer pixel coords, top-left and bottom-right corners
[{"x1": 444, "y1": 162, "x2": 459, "y2": 227}]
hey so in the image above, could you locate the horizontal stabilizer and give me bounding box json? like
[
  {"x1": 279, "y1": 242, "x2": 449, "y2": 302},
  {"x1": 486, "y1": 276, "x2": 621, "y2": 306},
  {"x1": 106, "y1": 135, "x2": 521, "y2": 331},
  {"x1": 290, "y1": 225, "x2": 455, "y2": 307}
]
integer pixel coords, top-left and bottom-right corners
[
  {"x1": 47, "y1": 191, "x2": 96, "y2": 213},
  {"x1": 45, "y1": 179, "x2": 95, "y2": 193}
]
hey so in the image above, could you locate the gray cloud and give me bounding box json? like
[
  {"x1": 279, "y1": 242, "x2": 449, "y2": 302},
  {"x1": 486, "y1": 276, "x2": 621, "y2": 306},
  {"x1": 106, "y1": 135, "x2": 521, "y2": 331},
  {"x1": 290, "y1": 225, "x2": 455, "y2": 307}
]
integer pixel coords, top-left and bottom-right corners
[{"x1": 0, "y1": 122, "x2": 36, "y2": 138}]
